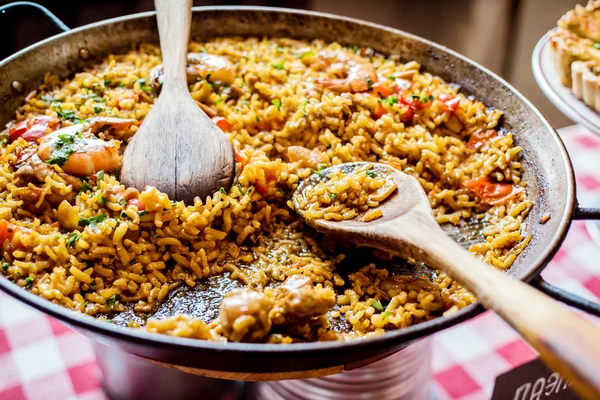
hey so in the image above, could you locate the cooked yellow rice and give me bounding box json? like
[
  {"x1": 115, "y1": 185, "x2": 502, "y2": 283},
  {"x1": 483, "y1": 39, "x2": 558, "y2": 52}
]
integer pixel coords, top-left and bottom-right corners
[
  {"x1": 0, "y1": 37, "x2": 532, "y2": 343},
  {"x1": 296, "y1": 163, "x2": 396, "y2": 222}
]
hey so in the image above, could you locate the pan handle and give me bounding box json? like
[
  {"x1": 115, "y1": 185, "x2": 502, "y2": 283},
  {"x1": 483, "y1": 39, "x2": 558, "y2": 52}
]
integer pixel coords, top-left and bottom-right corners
[
  {"x1": 0, "y1": 2, "x2": 70, "y2": 32},
  {"x1": 531, "y1": 276, "x2": 600, "y2": 318},
  {"x1": 573, "y1": 206, "x2": 600, "y2": 220}
]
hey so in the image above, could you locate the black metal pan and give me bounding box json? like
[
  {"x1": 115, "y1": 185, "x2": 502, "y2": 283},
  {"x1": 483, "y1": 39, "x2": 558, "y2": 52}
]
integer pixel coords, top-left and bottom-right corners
[{"x1": 0, "y1": 2, "x2": 599, "y2": 380}]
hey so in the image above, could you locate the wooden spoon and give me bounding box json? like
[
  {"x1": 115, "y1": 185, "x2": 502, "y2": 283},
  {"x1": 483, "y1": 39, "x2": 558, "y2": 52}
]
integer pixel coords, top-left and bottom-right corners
[
  {"x1": 293, "y1": 162, "x2": 600, "y2": 400},
  {"x1": 120, "y1": 0, "x2": 235, "y2": 204}
]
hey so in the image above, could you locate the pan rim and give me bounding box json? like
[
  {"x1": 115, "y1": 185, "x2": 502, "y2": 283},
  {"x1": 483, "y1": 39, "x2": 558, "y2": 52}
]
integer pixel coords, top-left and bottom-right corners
[{"x1": 0, "y1": 5, "x2": 576, "y2": 362}]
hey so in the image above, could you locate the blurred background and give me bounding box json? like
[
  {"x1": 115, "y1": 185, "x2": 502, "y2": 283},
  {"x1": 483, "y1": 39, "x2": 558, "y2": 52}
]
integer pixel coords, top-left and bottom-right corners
[{"x1": 0, "y1": 0, "x2": 584, "y2": 128}]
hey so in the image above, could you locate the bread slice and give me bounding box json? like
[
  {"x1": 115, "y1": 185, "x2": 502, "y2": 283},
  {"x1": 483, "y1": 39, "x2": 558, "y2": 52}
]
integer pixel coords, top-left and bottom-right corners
[{"x1": 571, "y1": 60, "x2": 600, "y2": 112}]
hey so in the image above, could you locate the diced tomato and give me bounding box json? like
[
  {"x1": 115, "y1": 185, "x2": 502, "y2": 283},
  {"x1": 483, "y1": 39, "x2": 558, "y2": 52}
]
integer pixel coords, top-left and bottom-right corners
[
  {"x1": 400, "y1": 92, "x2": 432, "y2": 110},
  {"x1": 127, "y1": 198, "x2": 145, "y2": 211},
  {"x1": 372, "y1": 82, "x2": 392, "y2": 99},
  {"x1": 463, "y1": 176, "x2": 523, "y2": 206},
  {"x1": 234, "y1": 147, "x2": 247, "y2": 169},
  {"x1": 467, "y1": 129, "x2": 501, "y2": 150},
  {"x1": 394, "y1": 78, "x2": 412, "y2": 93},
  {"x1": 8, "y1": 116, "x2": 58, "y2": 143},
  {"x1": 438, "y1": 93, "x2": 460, "y2": 112},
  {"x1": 400, "y1": 106, "x2": 414, "y2": 123},
  {"x1": 0, "y1": 220, "x2": 13, "y2": 245},
  {"x1": 373, "y1": 102, "x2": 386, "y2": 119},
  {"x1": 212, "y1": 116, "x2": 232, "y2": 133}
]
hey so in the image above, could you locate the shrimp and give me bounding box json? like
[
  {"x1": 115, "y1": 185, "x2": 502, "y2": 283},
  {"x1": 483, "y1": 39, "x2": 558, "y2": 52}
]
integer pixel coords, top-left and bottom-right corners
[
  {"x1": 37, "y1": 117, "x2": 135, "y2": 177},
  {"x1": 150, "y1": 52, "x2": 235, "y2": 90},
  {"x1": 316, "y1": 49, "x2": 377, "y2": 93}
]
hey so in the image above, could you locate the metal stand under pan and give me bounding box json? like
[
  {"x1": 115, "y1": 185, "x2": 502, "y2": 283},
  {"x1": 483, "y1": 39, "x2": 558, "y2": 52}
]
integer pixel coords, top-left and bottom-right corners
[{"x1": 94, "y1": 338, "x2": 433, "y2": 400}]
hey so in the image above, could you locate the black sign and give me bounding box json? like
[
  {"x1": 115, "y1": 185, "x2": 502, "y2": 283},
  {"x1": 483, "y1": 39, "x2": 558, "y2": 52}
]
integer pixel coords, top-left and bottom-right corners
[{"x1": 491, "y1": 358, "x2": 580, "y2": 400}]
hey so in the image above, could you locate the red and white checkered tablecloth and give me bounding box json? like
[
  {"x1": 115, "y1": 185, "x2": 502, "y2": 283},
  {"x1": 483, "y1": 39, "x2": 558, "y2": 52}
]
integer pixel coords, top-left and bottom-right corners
[{"x1": 1, "y1": 125, "x2": 599, "y2": 400}]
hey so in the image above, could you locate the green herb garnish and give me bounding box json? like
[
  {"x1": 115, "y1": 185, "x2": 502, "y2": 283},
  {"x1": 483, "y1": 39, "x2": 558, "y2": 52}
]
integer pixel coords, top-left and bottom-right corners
[
  {"x1": 103, "y1": 79, "x2": 112, "y2": 87},
  {"x1": 56, "y1": 109, "x2": 82, "y2": 123},
  {"x1": 219, "y1": 187, "x2": 227, "y2": 194},
  {"x1": 593, "y1": 43, "x2": 600, "y2": 50},
  {"x1": 272, "y1": 98, "x2": 281, "y2": 111},
  {"x1": 383, "y1": 96, "x2": 399, "y2": 106},
  {"x1": 273, "y1": 61, "x2": 284, "y2": 70},
  {"x1": 119, "y1": 82, "x2": 127, "y2": 88},
  {"x1": 78, "y1": 214, "x2": 108, "y2": 229},
  {"x1": 97, "y1": 194, "x2": 106, "y2": 205},
  {"x1": 107, "y1": 295, "x2": 116, "y2": 310},
  {"x1": 96, "y1": 170, "x2": 104, "y2": 187},
  {"x1": 388, "y1": 75, "x2": 396, "y2": 81},
  {"x1": 46, "y1": 145, "x2": 76, "y2": 166},
  {"x1": 80, "y1": 94, "x2": 106, "y2": 102},
  {"x1": 365, "y1": 170, "x2": 377, "y2": 178},
  {"x1": 24, "y1": 277, "x2": 33, "y2": 289},
  {"x1": 300, "y1": 99, "x2": 308, "y2": 117},
  {"x1": 80, "y1": 180, "x2": 92, "y2": 193},
  {"x1": 255, "y1": 116, "x2": 260, "y2": 122},
  {"x1": 118, "y1": 198, "x2": 127, "y2": 206},
  {"x1": 372, "y1": 299, "x2": 384, "y2": 311},
  {"x1": 329, "y1": 193, "x2": 337, "y2": 200},
  {"x1": 65, "y1": 232, "x2": 81, "y2": 248},
  {"x1": 382, "y1": 311, "x2": 390, "y2": 321},
  {"x1": 138, "y1": 211, "x2": 149, "y2": 217},
  {"x1": 1, "y1": 262, "x2": 9, "y2": 271},
  {"x1": 42, "y1": 95, "x2": 64, "y2": 103},
  {"x1": 94, "y1": 106, "x2": 104, "y2": 114},
  {"x1": 137, "y1": 79, "x2": 152, "y2": 93}
]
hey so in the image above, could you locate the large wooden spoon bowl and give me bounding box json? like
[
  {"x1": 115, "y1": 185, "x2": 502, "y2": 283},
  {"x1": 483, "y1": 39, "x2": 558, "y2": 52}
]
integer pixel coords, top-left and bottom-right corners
[{"x1": 120, "y1": 0, "x2": 235, "y2": 204}]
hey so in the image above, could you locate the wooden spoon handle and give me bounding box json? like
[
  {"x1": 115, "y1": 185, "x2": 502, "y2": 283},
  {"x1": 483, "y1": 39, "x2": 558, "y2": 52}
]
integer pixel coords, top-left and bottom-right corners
[
  {"x1": 155, "y1": 0, "x2": 192, "y2": 86},
  {"x1": 409, "y1": 226, "x2": 600, "y2": 400}
]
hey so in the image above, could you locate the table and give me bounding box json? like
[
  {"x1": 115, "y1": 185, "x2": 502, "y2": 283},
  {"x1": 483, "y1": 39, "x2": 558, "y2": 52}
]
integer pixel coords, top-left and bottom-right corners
[{"x1": 1, "y1": 126, "x2": 599, "y2": 400}]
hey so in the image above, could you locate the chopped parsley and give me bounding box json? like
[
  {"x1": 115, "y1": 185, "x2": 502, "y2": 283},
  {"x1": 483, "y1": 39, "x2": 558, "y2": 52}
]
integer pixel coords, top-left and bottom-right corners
[
  {"x1": 107, "y1": 295, "x2": 116, "y2": 310},
  {"x1": 219, "y1": 187, "x2": 227, "y2": 194},
  {"x1": 421, "y1": 94, "x2": 434, "y2": 104},
  {"x1": 367, "y1": 77, "x2": 373, "y2": 89},
  {"x1": 78, "y1": 214, "x2": 108, "y2": 229},
  {"x1": 56, "y1": 109, "x2": 82, "y2": 123},
  {"x1": 382, "y1": 311, "x2": 390, "y2": 321},
  {"x1": 152, "y1": 234, "x2": 158, "y2": 240},
  {"x1": 300, "y1": 99, "x2": 308, "y2": 117},
  {"x1": 97, "y1": 194, "x2": 106, "y2": 205},
  {"x1": 272, "y1": 98, "x2": 281, "y2": 111},
  {"x1": 138, "y1": 211, "x2": 149, "y2": 217},
  {"x1": 1, "y1": 262, "x2": 9, "y2": 271},
  {"x1": 46, "y1": 144, "x2": 76, "y2": 167},
  {"x1": 96, "y1": 170, "x2": 105, "y2": 187},
  {"x1": 372, "y1": 299, "x2": 384, "y2": 311},
  {"x1": 255, "y1": 116, "x2": 260, "y2": 122},
  {"x1": 24, "y1": 277, "x2": 33, "y2": 289},
  {"x1": 365, "y1": 170, "x2": 377, "y2": 178},
  {"x1": 329, "y1": 193, "x2": 337, "y2": 200},
  {"x1": 317, "y1": 163, "x2": 327, "y2": 172},
  {"x1": 80, "y1": 180, "x2": 92, "y2": 193},
  {"x1": 410, "y1": 94, "x2": 420, "y2": 100},
  {"x1": 594, "y1": 43, "x2": 600, "y2": 50},
  {"x1": 119, "y1": 82, "x2": 127, "y2": 88},
  {"x1": 103, "y1": 79, "x2": 112, "y2": 87},
  {"x1": 42, "y1": 95, "x2": 64, "y2": 103},
  {"x1": 388, "y1": 75, "x2": 396, "y2": 81},
  {"x1": 137, "y1": 79, "x2": 152, "y2": 93},
  {"x1": 273, "y1": 61, "x2": 284, "y2": 70},
  {"x1": 80, "y1": 93, "x2": 106, "y2": 102},
  {"x1": 278, "y1": 187, "x2": 291, "y2": 200},
  {"x1": 118, "y1": 198, "x2": 127, "y2": 206},
  {"x1": 65, "y1": 232, "x2": 81, "y2": 248},
  {"x1": 215, "y1": 97, "x2": 225, "y2": 105},
  {"x1": 382, "y1": 96, "x2": 399, "y2": 106},
  {"x1": 94, "y1": 106, "x2": 104, "y2": 114},
  {"x1": 119, "y1": 211, "x2": 128, "y2": 219}
]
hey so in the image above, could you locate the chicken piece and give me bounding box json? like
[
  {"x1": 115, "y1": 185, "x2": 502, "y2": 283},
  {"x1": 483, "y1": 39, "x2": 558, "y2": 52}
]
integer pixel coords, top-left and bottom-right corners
[
  {"x1": 287, "y1": 146, "x2": 324, "y2": 170},
  {"x1": 269, "y1": 275, "x2": 335, "y2": 326},
  {"x1": 14, "y1": 154, "x2": 82, "y2": 191},
  {"x1": 219, "y1": 289, "x2": 274, "y2": 343}
]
